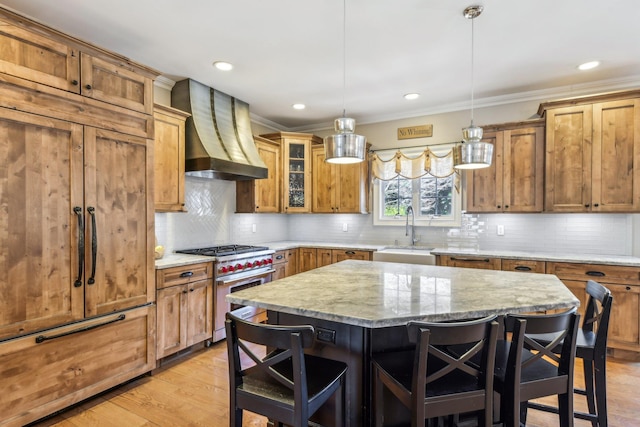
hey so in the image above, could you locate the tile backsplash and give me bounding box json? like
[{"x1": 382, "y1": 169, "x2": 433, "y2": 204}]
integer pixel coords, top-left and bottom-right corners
[{"x1": 155, "y1": 177, "x2": 636, "y2": 256}]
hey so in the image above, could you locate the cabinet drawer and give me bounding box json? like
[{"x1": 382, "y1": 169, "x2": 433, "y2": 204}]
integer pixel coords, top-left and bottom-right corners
[
  {"x1": 331, "y1": 249, "x2": 372, "y2": 263},
  {"x1": 156, "y1": 262, "x2": 213, "y2": 289},
  {"x1": 0, "y1": 305, "x2": 155, "y2": 426},
  {"x1": 273, "y1": 250, "x2": 287, "y2": 265},
  {"x1": 546, "y1": 262, "x2": 640, "y2": 286},
  {"x1": 502, "y1": 259, "x2": 546, "y2": 274},
  {"x1": 439, "y1": 255, "x2": 501, "y2": 270}
]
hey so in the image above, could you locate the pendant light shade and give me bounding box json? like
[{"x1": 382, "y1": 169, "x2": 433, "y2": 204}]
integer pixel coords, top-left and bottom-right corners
[
  {"x1": 325, "y1": 117, "x2": 366, "y2": 164},
  {"x1": 324, "y1": 0, "x2": 366, "y2": 164},
  {"x1": 454, "y1": 5, "x2": 492, "y2": 170}
]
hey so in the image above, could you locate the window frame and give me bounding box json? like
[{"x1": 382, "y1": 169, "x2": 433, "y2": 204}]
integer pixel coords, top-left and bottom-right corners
[{"x1": 372, "y1": 144, "x2": 461, "y2": 228}]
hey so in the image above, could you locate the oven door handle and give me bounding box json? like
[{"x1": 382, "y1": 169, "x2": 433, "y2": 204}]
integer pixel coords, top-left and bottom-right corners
[{"x1": 216, "y1": 269, "x2": 275, "y2": 286}]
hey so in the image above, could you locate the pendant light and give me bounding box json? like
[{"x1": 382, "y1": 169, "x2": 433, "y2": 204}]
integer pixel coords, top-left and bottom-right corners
[
  {"x1": 453, "y1": 5, "x2": 493, "y2": 170},
  {"x1": 324, "y1": 0, "x2": 366, "y2": 164}
]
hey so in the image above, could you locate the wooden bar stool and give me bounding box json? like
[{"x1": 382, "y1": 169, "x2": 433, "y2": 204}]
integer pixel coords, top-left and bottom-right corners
[
  {"x1": 529, "y1": 280, "x2": 613, "y2": 427},
  {"x1": 225, "y1": 312, "x2": 347, "y2": 427},
  {"x1": 371, "y1": 315, "x2": 499, "y2": 427}
]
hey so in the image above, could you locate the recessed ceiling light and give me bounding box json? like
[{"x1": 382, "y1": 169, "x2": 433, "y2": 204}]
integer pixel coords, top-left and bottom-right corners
[
  {"x1": 404, "y1": 93, "x2": 420, "y2": 100},
  {"x1": 292, "y1": 103, "x2": 306, "y2": 110},
  {"x1": 578, "y1": 61, "x2": 600, "y2": 71},
  {"x1": 213, "y1": 61, "x2": 233, "y2": 71}
]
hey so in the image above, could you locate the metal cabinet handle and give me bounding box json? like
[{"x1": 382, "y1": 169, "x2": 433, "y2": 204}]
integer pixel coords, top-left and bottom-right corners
[
  {"x1": 450, "y1": 257, "x2": 490, "y2": 263},
  {"x1": 71, "y1": 79, "x2": 78, "y2": 86},
  {"x1": 586, "y1": 271, "x2": 605, "y2": 277},
  {"x1": 179, "y1": 271, "x2": 194, "y2": 278},
  {"x1": 85, "y1": 84, "x2": 92, "y2": 90},
  {"x1": 514, "y1": 266, "x2": 532, "y2": 271},
  {"x1": 87, "y1": 207, "x2": 97, "y2": 285},
  {"x1": 345, "y1": 251, "x2": 356, "y2": 255},
  {"x1": 73, "y1": 207, "x2": 84, "y2": 288},
  {"x1": 35, "y1": 314, "x2": 125, "y2": 343},
  {"x1": 275, "y1": 255, "x2": 284, "y2": 260}
]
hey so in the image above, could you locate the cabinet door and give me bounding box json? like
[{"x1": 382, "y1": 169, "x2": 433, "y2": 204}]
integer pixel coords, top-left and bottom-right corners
[
  {"x1": 283, "y1": 139, "x2": 311, "y2": 213},
  {"x1": 299, "y1": 248, "x2": 317, "y2": 273},
  {"x1": 336, "y1": 162, "x2": 367, "y2": 213},
  {"x1": 0, "y1": 109, "x2": 84, "y2": 340},
  {"x1": 80, "y1": 53, "x2": 154, "y2": 115},
  {"x1": 285, "y1": 248, "x2": 299, "y2": 276},
  {"x1": 154, "y1": 105, "x2": 188, "y2": 212},
  {"x1": 312, "y1": 148, "x2": 336, "y2": 213},
  {"x1": 255, "y1": 139, "x2": 281, "y2": 212},
  {"x1": 186, "y1": 279, "x2": 213, "y2": 346},
  {"x1": 317, "y1": 249, "x2": 333, "y2": 268},
  {"x1": 607, "y1": 283, "x2": 640, "y2": 349},
  {"x1": 503, "y1": 126, "x2": 544, "y2": 212},
  {"x1": 466, "y1": 131, "x2": 503, "y2": 212},
  {"x1": 0, "y1": 17, "x2": 80, "y2": 93},
  {"x1": 156, "y1": 285, "x2": 187, "y2": 358},
  {"x1": 592, "y1": 99, "x2": 640, "y2": 212},
  {"x1": 84, "y1": 127, "x2": 154, "y2": 317},
  {"x1": 544, "y1": 105, "x2": 593, "y2": 212}
]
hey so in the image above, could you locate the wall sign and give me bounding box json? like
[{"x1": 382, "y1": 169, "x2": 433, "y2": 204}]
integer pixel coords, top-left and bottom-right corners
[{"x1": 397, "y1": 124, "x2": 433, "y2": 140}]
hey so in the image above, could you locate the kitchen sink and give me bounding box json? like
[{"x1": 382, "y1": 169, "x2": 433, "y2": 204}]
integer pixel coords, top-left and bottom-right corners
[{"x1": 372, "y1": 247, "x2": 436, "y2": 265}]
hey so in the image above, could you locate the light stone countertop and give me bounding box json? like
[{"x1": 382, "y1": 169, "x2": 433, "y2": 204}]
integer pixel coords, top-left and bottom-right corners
[
  {"x1": 430, "y1": 248, "x2": 640, "y2": 267},
  {"x1": 155, "y1": 254, "x2": 214, "y2": 269},
  {"x1": 265, "y1": 240, "x2": 384, "y2": 252},
  {"x1": 227, "y1": 259, "x2": 579, "y2": 328}
]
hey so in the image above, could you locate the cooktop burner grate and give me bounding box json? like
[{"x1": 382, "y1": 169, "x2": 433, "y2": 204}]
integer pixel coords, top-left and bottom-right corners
[{"x1": 176, "y1": 245, "x2": 270, "y2": 257}]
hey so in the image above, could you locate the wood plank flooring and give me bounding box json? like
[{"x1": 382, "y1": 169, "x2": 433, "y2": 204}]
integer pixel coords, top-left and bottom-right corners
[{"x1": 30, "y1": 341, "x2": 640, "y2": 426}]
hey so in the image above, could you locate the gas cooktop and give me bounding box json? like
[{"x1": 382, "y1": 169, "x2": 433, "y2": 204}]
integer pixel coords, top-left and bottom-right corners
[{"x1": 176, "y1": 245, "x2": 270, "y2": 257}]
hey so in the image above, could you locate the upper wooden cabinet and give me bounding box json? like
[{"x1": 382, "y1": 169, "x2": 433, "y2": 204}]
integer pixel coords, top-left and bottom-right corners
[
  {"x1": 539, "y1": 91, "x2": 640, "y2": 212},
  {"x1": 466, "y1": 120, "x2": 544, "y2": 213},
  {"x1": 261, "y1": 132, "x2": 322, "y2": 213},
  {"x1": 154, "y1": 105, "x2": 189, "y2": 212},
  {"x1": 312, "y1": 145, "x2": 369, "y2": 214},
  {"x1": 236, "y1": 136, "x2": 282, "y2": 213},
  {"x1": 0, "y1": 12, "x2": 156, "y2": 115}
]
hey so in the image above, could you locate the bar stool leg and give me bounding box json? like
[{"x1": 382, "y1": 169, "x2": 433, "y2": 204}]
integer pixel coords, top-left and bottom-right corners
[{"x1": 594, "y1": 357, "x2": 608, "y2": 427}]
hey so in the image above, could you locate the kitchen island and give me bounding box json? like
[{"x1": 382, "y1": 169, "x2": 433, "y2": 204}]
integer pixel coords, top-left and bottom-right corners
[{"x1": 227, "y1": 260, "x2": 579, "y2": 425}]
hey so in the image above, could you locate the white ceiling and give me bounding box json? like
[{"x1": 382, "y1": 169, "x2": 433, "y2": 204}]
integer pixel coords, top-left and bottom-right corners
[{"x1": 1, "y1": 0, "x2": 639, "y2": 131}]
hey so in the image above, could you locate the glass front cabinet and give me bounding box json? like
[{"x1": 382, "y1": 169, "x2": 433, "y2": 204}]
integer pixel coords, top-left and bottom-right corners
[{"x1": 261, "y1": 132, "x2": 322, "y2": 213}]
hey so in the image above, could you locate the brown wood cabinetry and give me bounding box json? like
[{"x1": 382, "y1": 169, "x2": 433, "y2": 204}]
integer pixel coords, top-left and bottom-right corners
[
  {"x1": 311, "y1": 145, "x2": 369, "y2": 213},
  {"x1": 437, "y1": 255, "x2": 502, "y2": 270},
  {"x1": 299, "y1": 247, "x2": 373, "y2": 273},
  {"x1": 156, "y1": 263, "x2": 214, "y2": 359},
  {"x1": 466, "y1": 121, "x2": 544, "y2": 213},
  {"x1": 0, "y1": 8, "x2": 157, "y2": 425},
  {"x1": 547, "y1": 261, "x2": 640, "y2": 353},
  {"x1": 501, "y1": 259, "x2": 546, "y2": 274},
  {"x1": 0, "y1": 13, "x2": 155, "y2": 115},
  {"x1": 331, "y1": 249, "x2": 373, "y2": 263},
  {"x1": 154, "y1": 104, "x2": 189, "y2": 212},
  {"x1": 539, "y1": 91, "x2": 640, "y2": 212},
  {"x1": 236, "y1": 136, "x2": 282, "y2": 213},
  {"x1": 272, "y1": 249, "x2": 298, "y2": 280},
  {"x1": 261, "y1": 132, "x2": 322, "y2": 213}
]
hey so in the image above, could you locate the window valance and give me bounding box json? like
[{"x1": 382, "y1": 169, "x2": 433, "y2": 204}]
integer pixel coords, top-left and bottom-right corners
[{"x1": 371, "y1": 145, "x2": 459, "y2": 181}]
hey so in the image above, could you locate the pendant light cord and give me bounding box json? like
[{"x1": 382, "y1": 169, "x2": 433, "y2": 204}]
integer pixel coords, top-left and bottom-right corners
[
  {"x1": 470, "y1": 12, "x2": 475, "y2": 126},
  {"x1": 342, "y1": 0, "x2": 346, "y2": 118}
]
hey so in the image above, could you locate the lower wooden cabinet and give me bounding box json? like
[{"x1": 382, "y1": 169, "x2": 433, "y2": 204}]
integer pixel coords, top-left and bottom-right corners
[
  {"x1": 501, "y1": 259, "x2": 546, "y2": 274},
  {"x1": 299, "y1": 247, "x2": 373, "y2": 273},
  {"x1": 272, "y1": 248, "x2": 299, "y2": 280},
  {"x1": 547, "y1": 261, "x2": 640, "y2": 354},
  {"x1": 437, "y1": 255, "x2": 502, "y2": 270},
  {"x1": 0, "y1": 305, "x2": 156, "y2": 426},
  {"x1": 156, "y1": 263, "x2": 213, "y2": 359}
]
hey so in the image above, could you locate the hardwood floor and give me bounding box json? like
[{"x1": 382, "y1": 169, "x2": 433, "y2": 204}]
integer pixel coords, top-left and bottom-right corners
[{"x1": 30, "y1": 341, "x2": 640, "y2": 426}]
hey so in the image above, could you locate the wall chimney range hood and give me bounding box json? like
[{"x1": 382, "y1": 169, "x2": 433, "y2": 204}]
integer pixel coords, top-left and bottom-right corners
[{"x1": 171, "y1": 79, "x2": 268, "y2": 180}]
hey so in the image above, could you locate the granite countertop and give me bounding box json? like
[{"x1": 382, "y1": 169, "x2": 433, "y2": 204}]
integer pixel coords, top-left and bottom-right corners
[
  {"x1": 227, "y1": 260, "x2": 579, "y2": 328},
  {"x1": 430, "y1": 248, "x2": 640, "y2": 267}
]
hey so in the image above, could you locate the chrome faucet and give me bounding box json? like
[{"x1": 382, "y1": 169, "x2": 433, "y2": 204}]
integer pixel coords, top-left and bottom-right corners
[{"x1": 405, "y1": 206, "x2": 419, "y2": 246}]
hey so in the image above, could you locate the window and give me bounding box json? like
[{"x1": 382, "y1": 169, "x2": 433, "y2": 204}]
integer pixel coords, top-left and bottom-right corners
[{"x1": 372, "y1": 145, "x2": 461, "y2": 227}]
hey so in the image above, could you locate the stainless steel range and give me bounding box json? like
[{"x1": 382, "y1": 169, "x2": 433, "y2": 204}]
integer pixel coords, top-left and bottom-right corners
[{"x1": 176, "y1": 245, "x2": 275, "y2": 341}]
